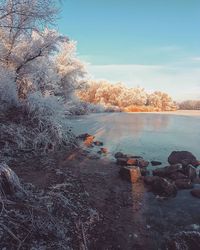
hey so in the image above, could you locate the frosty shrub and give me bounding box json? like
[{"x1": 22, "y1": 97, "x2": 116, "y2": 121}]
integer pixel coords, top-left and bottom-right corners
[
  {"x1": 0, "y1": 67, "x2": 18, "y2": 111},
  {"x1": 25, "y1": 92, "x2": 75, "y2": 151},
  {"x1": 66, "y1": 99, "x2": 105, "y2": 115}
]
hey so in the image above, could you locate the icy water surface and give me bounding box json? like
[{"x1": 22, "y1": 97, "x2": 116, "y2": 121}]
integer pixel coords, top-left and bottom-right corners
[{"x1": 70, "y1": 112, "x2": 200, "y2": 164}]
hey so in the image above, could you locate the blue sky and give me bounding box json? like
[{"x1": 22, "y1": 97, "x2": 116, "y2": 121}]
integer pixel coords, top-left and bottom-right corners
[{"x1": 58, "y1": 0, "x2": 200, "y2": 100}]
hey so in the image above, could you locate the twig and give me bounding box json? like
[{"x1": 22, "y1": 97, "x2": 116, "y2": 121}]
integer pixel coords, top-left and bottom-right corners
[
  {"x1": 17, "y1": 227, "x2": 34, "y2": 250},
  {"x1": 0, "y1": 198, "x2": 5, "y2": 216},
  {"x1": 0, "y1": 222, "x2": 21, "y2": 243},
  {"x1": 81, "y1": 222, "x2": 88, "y2": 250}
]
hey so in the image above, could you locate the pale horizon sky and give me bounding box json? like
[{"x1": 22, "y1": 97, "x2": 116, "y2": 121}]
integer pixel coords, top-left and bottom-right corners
[{"x1": 58, "y1": 0, "x2": 200, "y2": 101}]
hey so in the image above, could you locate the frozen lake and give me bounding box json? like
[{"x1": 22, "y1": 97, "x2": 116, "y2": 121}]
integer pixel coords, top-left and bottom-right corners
[{"x1": 70, "y1": 111, "x2": 200, "y2": 164}]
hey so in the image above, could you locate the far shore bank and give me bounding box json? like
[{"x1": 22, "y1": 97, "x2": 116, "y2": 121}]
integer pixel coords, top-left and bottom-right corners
[{"x1": 124, "y1": 110, "x2": 200, "y2": 116}]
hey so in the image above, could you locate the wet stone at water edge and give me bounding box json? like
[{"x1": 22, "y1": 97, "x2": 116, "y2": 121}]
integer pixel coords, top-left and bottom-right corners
[{"x1": 119, "y1": 166, "x2": 141, "y2": 183}]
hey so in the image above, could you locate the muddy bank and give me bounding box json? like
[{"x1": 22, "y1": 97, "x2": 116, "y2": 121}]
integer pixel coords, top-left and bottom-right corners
[
  {"x1": 1, "y1": 147, "x2": 151, "y2": 249},
  {"x1": 1, "y1": 141, "x2": 200, "y2": 249},
  {"x1": 0, "y1": 150, "x2": 99, "y2": 250}
]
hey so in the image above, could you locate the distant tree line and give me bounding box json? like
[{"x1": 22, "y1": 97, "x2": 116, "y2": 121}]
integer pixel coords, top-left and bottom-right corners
[
  {"x1": 78, "y1": 80, "x2": 177, "y2": 112},
  {"x1": 179, "y1": 100, "x2": 200, "y2": 110}
]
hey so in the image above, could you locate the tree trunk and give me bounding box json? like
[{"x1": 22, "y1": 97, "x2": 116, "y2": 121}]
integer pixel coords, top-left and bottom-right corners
[{"x1": 0, "y1": 163, "x2": 24, "y2": 196}]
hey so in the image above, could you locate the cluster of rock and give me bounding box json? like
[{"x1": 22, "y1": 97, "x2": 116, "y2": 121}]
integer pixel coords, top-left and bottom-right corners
[
  {"x1": 117, "y1": 150, "x2": 200, "y2": 198},
  {"x1": 77, "y1": 134, "x2": 200, "y2": 200},
  {"x1": 115, "y1": 152, "x2": 150, "y2": 183},
  {"x1": 77, "y1": 133, "x2": 107, "y2": 155},
  {"x1": 150, "y1": 151, "x2": 200, "y2": 198}
]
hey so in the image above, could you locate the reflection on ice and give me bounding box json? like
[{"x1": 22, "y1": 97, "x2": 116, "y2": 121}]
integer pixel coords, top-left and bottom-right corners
[{"x1": 70, "y1": 112, "x2": 200, "y2": 164}]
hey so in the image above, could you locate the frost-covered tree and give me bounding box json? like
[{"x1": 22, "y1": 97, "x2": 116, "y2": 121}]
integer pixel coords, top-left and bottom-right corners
[
  {"x1": 0, "y1": 0, "x2": 57, "y2": 29},
  {"x1": 78, "y1": 80, "x2": 102, "y2": 104},
  {"x1": 147, "y1": 91, "x2": 176, "y2": 111},
  {"x1": 55, "y1": 41, "x2": 86, "y2": 101},
  {"x1": 147, "y1": 92, "x2": 163, "y2": 109},
  {"x1": 0, "y1": 28, "x2": 65, "y2": 98},
  {"x1": 0, "y1": 0, "x2": 87, "y2": 105},
  {"x1": 179, "y1": 100, "x2": 200, "y2": 110},
  {"x1": 79, "y1": 80, "x2": 124, "y2": 107},
  {"x1": 0, "y1": 0, "x2": 66, "y2": 98},
  {"x1": 118, "y1": 87, "x2": 147, "y2": 107},
  {"x1": 107, "y1": 82, "x2": 124, "y2": 106}
]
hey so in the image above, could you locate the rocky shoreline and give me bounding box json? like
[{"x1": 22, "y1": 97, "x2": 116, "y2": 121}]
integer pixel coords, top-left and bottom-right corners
[
  {"x1": 78, "y1": 133, "x2": 200, "y2": 200},
  {"x1": 77, "y1": 133, "x2": 200, "y2": 249},
  {"x1": 116, "y1": 150, "x2": 200, "y2": 199}
]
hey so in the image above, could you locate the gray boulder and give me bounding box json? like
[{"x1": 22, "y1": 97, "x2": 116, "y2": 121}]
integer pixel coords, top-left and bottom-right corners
[
  {"x1": 144, "y1": 176, "x2": 177, "y2": 197},
  {"x1": 168, "y1": 151, "x2": 198, "y2": 167}
]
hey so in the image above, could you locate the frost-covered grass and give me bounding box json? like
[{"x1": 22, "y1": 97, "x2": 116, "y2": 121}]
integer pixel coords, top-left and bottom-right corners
[
  {"x1": 0, "y1": 160, "x2": 98, "y2": 249},
  {"x1": 0, "y1": 73, "x2": 77, "y2": 163}
]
